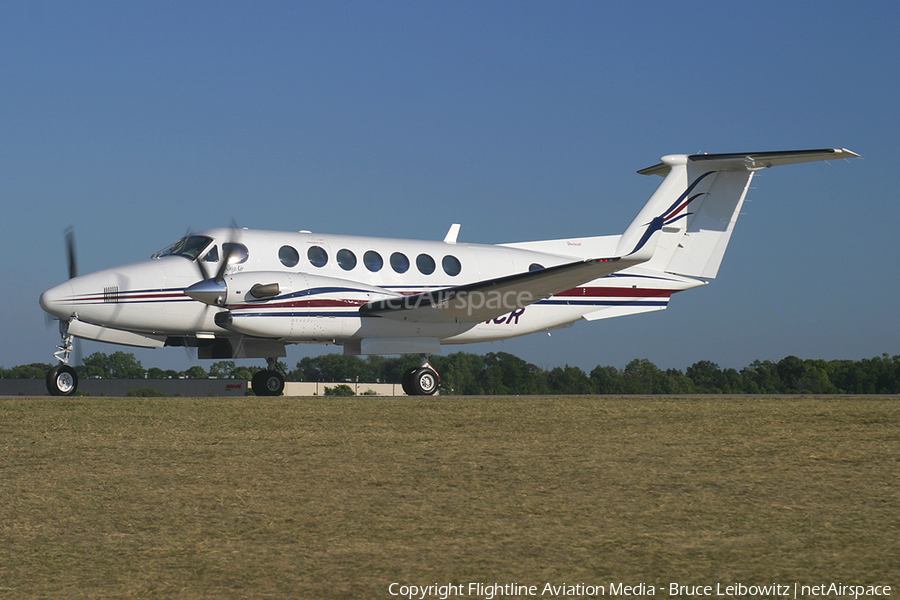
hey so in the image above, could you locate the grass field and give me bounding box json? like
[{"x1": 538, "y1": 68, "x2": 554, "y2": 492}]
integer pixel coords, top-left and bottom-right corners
[{"x1": 0, "y1": 396, "x2": 897, "y2": 599}]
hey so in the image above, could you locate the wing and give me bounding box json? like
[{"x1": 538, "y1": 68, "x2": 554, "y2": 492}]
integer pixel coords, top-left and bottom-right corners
[
  {"x1": 360, "y1": 254, "x2": 636, "y2": 324},
  {"x1": 360, "y1": 188, "x2": 668, "y2": 325}
]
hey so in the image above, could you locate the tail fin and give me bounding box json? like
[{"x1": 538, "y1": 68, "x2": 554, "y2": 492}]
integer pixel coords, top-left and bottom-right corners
[{"x1": 617, "y1": 148, "x2": 859, "y2": 279}]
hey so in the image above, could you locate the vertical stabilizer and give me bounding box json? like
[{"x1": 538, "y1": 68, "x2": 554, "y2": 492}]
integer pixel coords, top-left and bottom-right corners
[{"x1": 615, "y1": 154, "x2": 689, "y2": 266}]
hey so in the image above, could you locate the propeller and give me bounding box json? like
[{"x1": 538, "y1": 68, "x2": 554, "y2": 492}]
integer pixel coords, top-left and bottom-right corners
[
  {"x1": 184, "y1": 222, "x2": 242, "y2": 307},
  {"x1": 65, "y1": 226, "x2": 77, "y2": 279},
  {"x1": 183, "y1": 223, "x2": 280, "y2": 307},
  {"x1": 46, "y1": 226, "x2": 82, "y2": 366}
]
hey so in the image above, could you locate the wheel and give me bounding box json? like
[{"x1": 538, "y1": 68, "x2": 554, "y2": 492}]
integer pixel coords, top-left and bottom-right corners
[
  {"x1": 411, "y1": 367, "x2": 439, "y2": 396},
  {"x1": 401, "y1": 367, "x2": 417, "y2": 395},
  {"x1": 251, "y1": 370, "x2": 284, "y2": 396},
  {"x1": 252, "y1": 370, "x2": 284, "y2": 396},
  {"x1": 47, "y1": 364, "x2": 78, "y2": 396}
]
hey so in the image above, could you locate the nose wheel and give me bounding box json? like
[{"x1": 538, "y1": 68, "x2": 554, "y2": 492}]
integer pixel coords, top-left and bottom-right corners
[{"x1": 47, "y1": 364, "x2": 78, "y2": 396}]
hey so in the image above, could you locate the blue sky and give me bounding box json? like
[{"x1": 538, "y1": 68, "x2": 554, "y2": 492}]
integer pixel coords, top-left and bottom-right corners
[{"x1": 2, "y1": 1, "x2": 897, "y2": 373}]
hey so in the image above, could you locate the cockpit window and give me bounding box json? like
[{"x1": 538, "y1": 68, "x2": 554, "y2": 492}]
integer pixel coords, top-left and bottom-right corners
[{"x1": 152, "y1": 236, "x2": 213, "y2": 261}]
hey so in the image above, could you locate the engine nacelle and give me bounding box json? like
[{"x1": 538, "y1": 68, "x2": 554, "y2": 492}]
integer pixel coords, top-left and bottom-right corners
[{"x1": 203, "y1": 271, "x2": 398, "y2": 339}]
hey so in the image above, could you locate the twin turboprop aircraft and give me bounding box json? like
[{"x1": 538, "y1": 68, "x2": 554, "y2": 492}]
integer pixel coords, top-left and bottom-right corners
[{"x1": 40, "y1": 148, "x2": 858, "y2": 396}]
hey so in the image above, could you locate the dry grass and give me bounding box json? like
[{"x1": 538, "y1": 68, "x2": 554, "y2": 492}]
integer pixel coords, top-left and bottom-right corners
[{"x1": 0, "y1": 396, "x2": 897, "y2": 599}]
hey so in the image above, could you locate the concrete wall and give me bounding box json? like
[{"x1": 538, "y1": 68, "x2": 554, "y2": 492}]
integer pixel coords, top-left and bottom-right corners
[
  {"x1": 0, "y1": 378, "x2": 248, "y2": 397},
  {"x1": 284, "y1": 381, "x2": 407, "y2": 396},
  {"x1": 0, "y1": 379, "x2": 408, "y2": 397}
]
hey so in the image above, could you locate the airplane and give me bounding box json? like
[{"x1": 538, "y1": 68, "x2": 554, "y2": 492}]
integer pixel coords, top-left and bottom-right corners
[{"x1": 40, "y1": 148, "x2": 859, "y2": 396}]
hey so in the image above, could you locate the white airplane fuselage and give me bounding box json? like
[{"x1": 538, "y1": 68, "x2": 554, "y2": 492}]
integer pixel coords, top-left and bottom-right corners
[{"x1": 40, "y1": 228, "x2": 698, "y2": 351}]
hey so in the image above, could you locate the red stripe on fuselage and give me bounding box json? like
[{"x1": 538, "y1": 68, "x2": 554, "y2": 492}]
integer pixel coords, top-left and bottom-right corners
[
  {"x1": 231, "y1": 298, "x2": 369, "y2": 310},
  {"x1": 556, "y1": 287, "x2": 674, "y2": 298}
]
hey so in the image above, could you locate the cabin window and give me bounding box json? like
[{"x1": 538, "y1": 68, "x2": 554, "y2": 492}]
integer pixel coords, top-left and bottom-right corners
[
  {"x1": 529, "y1": 263, "x2": 545, "y2": 272},
  {"x1": 223, "y1": 243, "x2": 249, "y2": 264},
  {"x1": 337, "y1": 249, "x2": 357, "y2": 271},
  {"x1": 279, "y1": 245, "x2": 300, "y2": 268},
  {"x1": 364, "y1": 250, "x2": 383, "y2": 272},
  {"x1": 390, "y1": 252, "x2": 409, "y2": 273},
  {"x1": 308, "y1": 245, "x2": 328, "y2": 268},
  {"x1": 416, "y1": 254, "x2": 436, "y2": 275},
  {"x1": 442, "y1": 255, "x2": 461, "y2": 276}
]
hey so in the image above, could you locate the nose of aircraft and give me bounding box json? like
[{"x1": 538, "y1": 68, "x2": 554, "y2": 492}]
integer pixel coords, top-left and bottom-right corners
[{"x1": 40, "y1": 280, "x2": 75, "y2": 320}]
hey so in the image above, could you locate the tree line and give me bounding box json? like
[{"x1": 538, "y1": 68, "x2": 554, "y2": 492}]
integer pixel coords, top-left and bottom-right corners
[{"x1": 4, "y1": 350, "x2": 900, "y2": 394}]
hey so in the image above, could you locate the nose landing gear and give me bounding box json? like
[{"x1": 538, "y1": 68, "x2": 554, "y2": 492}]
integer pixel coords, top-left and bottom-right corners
[{"x1": 47, "y1": 319, "x2": 78, "y2": 396}]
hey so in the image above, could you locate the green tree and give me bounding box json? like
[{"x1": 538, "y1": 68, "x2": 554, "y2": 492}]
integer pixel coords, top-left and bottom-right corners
[
  {"x1": 486, "y1": 352, "x2": 548, "y2": 394},
  {"x1": 233, "y1": 366, "x2": 259, "y2": 381},
  {"x1": 209, "y1": 361, "x2": 236, "y2": 378},
  {"x1": 183, "y1": 365, "x2": 208, "y2": 379},
  {"x1": 828, "y1": 354, "x2": 900, "y2": 394},
  {"x1": 798, "y1": 359, "x2": 838, "y2": 394},
  {"x1": 292, "y1": 355, "x2": 371, "y2": 382},
  {"x1": 687, "y1": 360, "x2": 725, "y2": 393},
  {"x1": 776, "y1": 356, "x2": 806, "y2": 393},
  {"x1": 324, "y1": 384, "x2": 355, "y2": 396},
  {"x1": 81, "y1": 351, "x2": 144, "y2": 378},
  {"x1": 379, "y1": 355, "x2": 421, "y2": 384},
  {"x1": 590, "y1": 365, "x2": 622, "y2": 394},
  {"x1": 433, "y1": 352, "x2": 485, "y2": 395},
  {"x1": 662, "y1": 368, "x2": 696, "y2": 394},
  {"x1": 1, "y1": 363, "x2": 54, "y2": 379},
  {"x1": 547, "y1": 365, "x2": 592, "y2": 394},
  {"x1": 623, "y1": 358, "x2": 665, "y2": 394},
  {"x1": 740, "y1": 360, "x2": 782, "y2": 393}
]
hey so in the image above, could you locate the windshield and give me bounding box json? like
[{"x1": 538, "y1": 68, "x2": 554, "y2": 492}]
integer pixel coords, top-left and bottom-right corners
[{"x1": 152, "y1": 236, "x2": 214, "y2": 261}]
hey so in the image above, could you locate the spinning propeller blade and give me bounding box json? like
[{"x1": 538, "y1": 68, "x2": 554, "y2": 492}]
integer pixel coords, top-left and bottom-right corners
[
  {"x1": 64, "y1": 226, "x2": 77, "y2": 279},
  {"x1": 184, "y1": 221, "x2": 243, "y2": 306},
  {"x1": 57, "y1": 227, "x2": 82, "y2": 365}
]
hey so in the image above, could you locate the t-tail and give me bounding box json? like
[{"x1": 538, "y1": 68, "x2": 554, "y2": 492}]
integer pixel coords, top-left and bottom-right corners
[{"x1": 616, "y1": 148, "x2": 860, "y2": 278}]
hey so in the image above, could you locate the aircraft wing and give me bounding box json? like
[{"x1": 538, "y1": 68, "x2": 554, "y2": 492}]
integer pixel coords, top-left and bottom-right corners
[
  {"x1": 360, "y1": 254, "x2": 636, "y2": 323},
  {"x1": 361, "y1": 188, "x2": 668, "y2": 325}
]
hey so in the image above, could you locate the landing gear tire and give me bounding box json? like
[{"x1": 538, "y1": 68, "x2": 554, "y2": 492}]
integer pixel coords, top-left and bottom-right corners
[
  {"x1": 252, "y1": 370, "x2": 284, "y2": 396},
  {"x1": 47, "y1": 364, "x2": 78, "y2": 397},
  {"x1": 404, "y1": 366, "x2": 439, "y2": 396},
  {"x1": 413, "y1": 367, "x2": 439, "y2": 395},
  {"x1": 401, "y1": 367, "x2": 417, "y2": 395}
]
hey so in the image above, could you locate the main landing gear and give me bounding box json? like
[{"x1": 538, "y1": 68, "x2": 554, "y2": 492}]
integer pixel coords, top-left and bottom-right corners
[
  {"x1": 401, "y1": 355, "x2": 440, "y2": 396},
  {"x1": 251, "y1": 357, "x2": 285, "y2": 396},
  {"x1": 47, "y1": 319, "x2": 78, "y2": 396}
]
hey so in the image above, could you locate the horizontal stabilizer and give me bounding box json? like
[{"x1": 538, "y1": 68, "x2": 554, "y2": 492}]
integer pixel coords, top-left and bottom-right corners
[{"x1": 638, "y1": 148, "x2": 860, "y2": 177}]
